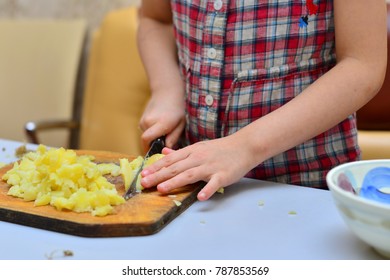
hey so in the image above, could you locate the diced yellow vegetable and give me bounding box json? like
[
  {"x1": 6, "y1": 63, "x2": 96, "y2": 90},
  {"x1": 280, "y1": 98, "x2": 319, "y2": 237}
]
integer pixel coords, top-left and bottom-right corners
[
  {"x1": 173, "y1": 200, "x2": 182, "y2": 206},
  {"x1": 97, "y1": 163, "x2": 120, "y2": 176},
  {"x1": 34, "y1": 193, "x2": 51, "y2": 206},
  {"x1": 120, "y1": 156, "x2": 142, "y2": 191},
  {"x1": 2, "y1": 144, "x2": 165, "y2": 216},
  {"x1": 217, "y1": 187, "x2": 224, "y2": 194},
  {"x1": 2, "y1": 145, "x2": 125, "y2": 216},
  {"x1": 145, "y1": 153, "x2": 165, "y2": 166},
  {"x1": 120, "y1": 154, "x2": 164, "y2": 192}
]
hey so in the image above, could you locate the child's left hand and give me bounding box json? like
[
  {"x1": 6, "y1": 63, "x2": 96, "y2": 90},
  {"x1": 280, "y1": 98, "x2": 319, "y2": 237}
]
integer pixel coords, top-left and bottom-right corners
[{"x1": 140, "y1": 136, "x2": 257, "y2": 201}]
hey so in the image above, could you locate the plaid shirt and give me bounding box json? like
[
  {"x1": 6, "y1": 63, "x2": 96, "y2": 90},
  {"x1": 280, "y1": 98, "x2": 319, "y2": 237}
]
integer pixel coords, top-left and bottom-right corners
[{"x1": 171, "y1": 0, "x2": 359, "y2": 188}]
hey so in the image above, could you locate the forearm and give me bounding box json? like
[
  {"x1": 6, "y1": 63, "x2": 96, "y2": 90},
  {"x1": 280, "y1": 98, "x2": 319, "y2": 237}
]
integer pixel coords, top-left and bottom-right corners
[
  {"x1": 232, "y1": 0, "x2": 387, "y2": 168},
  {"x1": 137, "y1": 1, "x2": 186, "y2": 147},
  {"x1": 137, "y1": 16, "x2": 183, "y2": 98},
  {"x1": 235, "y1": 57, "x2": 386, "y2": 167}
]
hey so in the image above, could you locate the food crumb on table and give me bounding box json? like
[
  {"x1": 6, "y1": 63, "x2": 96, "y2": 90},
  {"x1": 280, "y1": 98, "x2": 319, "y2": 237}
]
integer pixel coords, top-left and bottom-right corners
[
  {"x1": 173, "y1": 200, "x2": 182, "y2": 206},
  {"x1": 45, "y1": 249, "x2": 74, "y2": 260},
  {"x1": 258, "y1": 200, "x2": 265, "y2": 206},
  {"x1": 14, "y1": 144, "x2": 30, "y2": 158}
]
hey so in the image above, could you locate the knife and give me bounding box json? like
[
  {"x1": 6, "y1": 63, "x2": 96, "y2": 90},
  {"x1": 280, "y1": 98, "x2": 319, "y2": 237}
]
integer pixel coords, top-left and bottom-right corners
[{"x1": 123, "y1": 136, "x2": 166, "y2": 200}]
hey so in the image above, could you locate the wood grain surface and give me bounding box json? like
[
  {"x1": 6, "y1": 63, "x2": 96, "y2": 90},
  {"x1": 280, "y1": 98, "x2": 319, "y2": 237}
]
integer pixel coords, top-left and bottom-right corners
[{"x1": 0, "y1": 150, "x2": 202, "y2": 237}]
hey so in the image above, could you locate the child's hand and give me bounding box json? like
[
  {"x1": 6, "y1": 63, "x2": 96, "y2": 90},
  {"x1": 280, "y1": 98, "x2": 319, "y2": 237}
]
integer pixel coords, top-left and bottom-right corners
[
  {"x1": 139, "y1": 89, "x2": 185, "y2": 151},
  {"x1": 140, "y1": 136, "x2": 257, "y2": 201}
]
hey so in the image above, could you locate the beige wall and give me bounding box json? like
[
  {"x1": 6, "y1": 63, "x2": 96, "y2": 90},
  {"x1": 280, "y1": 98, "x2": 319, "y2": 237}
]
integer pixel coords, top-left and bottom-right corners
[
  {"x1": 0, "y1": 0, "x2": 140, "y2": 33},
  {"x1": 0, "y1": 0, "x2": 141, "y2": 69}
]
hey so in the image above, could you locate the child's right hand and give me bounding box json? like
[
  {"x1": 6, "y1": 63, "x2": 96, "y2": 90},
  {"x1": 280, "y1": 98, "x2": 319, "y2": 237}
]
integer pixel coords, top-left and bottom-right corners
[{"x1": 139, "y1": 88, "x2": 186, "y2": 152}]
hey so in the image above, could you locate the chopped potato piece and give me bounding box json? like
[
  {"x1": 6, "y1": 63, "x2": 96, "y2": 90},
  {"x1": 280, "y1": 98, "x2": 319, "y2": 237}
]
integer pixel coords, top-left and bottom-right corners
[
  {"x1": 217, "y1": 187, "x2": 224, "y2": 194},
  {"x1": 145, "y1": 153, "x2": 165, "y2": 166},
  {"x1": 97, "y1": 163, "x2": 121, "y2": 176},
  {"x1": 2, "y1": 145, "x2": 125, "y2": 216},
  {"x1": 120, "y1": 156, "x2": 143, "y2": 192},
  {"x1": 173, "y1": 200, "x2": 182, "y2": 206},
  {"x1": 120, "y1": 154, "x2": 164, "y2": 192},
  {"x1": 2, "y1": 145, "x2": 165, "y2": 216}
]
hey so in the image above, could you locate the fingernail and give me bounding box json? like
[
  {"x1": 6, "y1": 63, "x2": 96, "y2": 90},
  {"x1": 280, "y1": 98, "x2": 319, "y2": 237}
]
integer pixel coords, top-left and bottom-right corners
[
  {"x1": 158, "y1": 183, "x2": 168, "y2": 192},
  {"x1": 198, "y1": 192, "x2": 207, "y2": 200},
  {"x1": 141, "y1": 177, "x2": 149, "y2": 187},
  {"x1": 141, "y1": 169, "x2": 150, "y2": 176}
]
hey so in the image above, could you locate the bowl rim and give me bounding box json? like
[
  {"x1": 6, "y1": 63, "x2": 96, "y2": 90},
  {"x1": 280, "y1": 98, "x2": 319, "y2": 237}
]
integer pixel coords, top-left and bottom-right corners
[{"x1": 326, "y1": 159, "x2": 390, "y2": 211}]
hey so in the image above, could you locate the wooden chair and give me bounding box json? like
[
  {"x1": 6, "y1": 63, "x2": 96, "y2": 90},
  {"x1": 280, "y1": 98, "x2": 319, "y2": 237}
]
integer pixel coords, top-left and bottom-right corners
[
  {"x1": 25, "y1": 7, "x2": 150, "y2": 156},
  {"x1": 0, "y1": 19, "x2": 86, "y2": 148}
]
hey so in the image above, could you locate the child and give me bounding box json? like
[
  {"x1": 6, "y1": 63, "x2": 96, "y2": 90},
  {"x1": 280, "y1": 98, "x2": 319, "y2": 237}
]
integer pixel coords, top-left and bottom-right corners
[{"x1": 137, "y1": 0, "x2": 387, "y2": 201}]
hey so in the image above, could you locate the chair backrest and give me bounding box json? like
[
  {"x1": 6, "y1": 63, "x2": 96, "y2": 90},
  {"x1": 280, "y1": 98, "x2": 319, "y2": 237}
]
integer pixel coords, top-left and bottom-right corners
[
  {"x1": 0, "y1": 19, "x2": 86, "y2": 148},
  {"x1": 79, "y1": 7, "x2": 150, "y2": 156}
]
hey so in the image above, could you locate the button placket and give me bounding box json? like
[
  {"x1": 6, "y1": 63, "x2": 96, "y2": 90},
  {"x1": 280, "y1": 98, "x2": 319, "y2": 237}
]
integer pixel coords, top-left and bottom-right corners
[{"x1": 198, "y1": 1, "x2": 228, "y2": 132}]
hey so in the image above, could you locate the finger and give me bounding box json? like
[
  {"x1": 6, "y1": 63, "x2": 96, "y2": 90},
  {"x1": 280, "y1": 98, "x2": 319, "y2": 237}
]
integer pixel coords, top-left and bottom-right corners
[
  {"x1": 162, "y1": 147, "x2": 175, "y2": 155},
  {"x1": 138, "y1": 118, "x2": 146, "y2": 133},
  {"x1": 142, "y1": 147, "x2": 189, "y2": 176},
  {"x1": 165, "y1": 120, "x2": 185, "y2": 148},
  {"x1": 141, "y1": 152, "x2": 198, "y2": 188},
  {"x1": 139, "y1": 113, "x2": 155, "y2": 133},
  {"x1": 197, "y1": 175, "x2": 225, "y2": 201},
  {"x1": 141, "y1": 123, "x2": 168, "y2": 152},
  {"x1": 140, "y1": 148, "x2": 175, "y2": 177},
  {"x1": 154, "y1": 166, "x2": 203, "y2": 193}
]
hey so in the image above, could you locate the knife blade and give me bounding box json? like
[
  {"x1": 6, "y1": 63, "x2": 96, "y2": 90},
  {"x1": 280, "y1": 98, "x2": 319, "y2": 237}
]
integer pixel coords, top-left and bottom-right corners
[{"x1": 123, "y1": 136, "x2": 165, "y2": 200}]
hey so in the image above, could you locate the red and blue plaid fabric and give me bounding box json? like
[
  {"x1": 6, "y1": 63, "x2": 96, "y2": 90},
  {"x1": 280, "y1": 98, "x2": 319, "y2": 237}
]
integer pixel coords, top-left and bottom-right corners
[{"x1": 171, "y1": 0, "x2": 359, "y2": 189}]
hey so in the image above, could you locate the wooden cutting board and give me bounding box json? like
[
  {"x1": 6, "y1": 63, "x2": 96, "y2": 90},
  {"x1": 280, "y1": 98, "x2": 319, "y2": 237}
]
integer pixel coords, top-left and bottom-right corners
[{"x1": 0, "y1": 150, "x2": 202, "y2": 237}]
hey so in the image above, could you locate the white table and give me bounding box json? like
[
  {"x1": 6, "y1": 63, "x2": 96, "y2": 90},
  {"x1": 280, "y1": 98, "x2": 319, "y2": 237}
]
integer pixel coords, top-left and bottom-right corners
[{"x1": 0, "y1": 138, "x2": 383, "y2": 260}]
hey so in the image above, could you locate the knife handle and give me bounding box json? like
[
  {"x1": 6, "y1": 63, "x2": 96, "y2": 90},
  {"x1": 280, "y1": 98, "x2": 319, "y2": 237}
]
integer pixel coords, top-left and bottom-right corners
[{"x1": 148, "y1": 136, "x2": 166, "y2": 156}]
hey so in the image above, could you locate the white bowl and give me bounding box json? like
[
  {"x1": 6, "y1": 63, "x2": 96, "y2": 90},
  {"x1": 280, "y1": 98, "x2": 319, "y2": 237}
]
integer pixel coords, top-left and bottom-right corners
[{"x1": 326, "y1": 160, "x2": 390, "y2": 258}]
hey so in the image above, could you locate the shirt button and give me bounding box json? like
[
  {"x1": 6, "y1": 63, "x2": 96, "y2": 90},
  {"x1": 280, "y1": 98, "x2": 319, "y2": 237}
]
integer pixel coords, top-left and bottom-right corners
[
  {"x1": 214, "y1": 0, "x2": 223, "y2": 11},
  {"x1": 207, "y1": 48, "x2": 217, "y2": 59},
  {"x1": 205, "y1": 94, "x2": 214, "y2": 106}
]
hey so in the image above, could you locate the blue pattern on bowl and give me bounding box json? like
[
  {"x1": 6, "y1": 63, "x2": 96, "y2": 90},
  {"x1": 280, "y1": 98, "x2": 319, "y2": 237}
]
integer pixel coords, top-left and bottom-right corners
[{"x1": 360, "y1": 167, "x2": 390, "y2": 205}]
